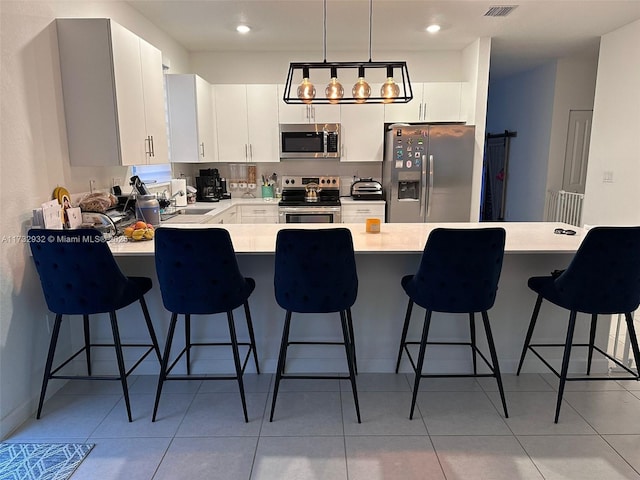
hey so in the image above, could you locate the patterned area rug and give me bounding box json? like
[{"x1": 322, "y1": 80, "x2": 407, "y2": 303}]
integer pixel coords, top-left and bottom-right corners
[{"x1": 0, "y1": 443, "x2": 94, "y2": 480}]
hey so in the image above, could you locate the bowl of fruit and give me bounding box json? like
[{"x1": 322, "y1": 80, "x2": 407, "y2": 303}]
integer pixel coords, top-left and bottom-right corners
[{"x1": 123, "y1": 221, "x2": 155, "y2": 241}]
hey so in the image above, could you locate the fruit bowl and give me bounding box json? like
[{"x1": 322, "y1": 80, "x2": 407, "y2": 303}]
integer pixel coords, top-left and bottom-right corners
[{"x1": 124, "y1": 221, "x2": 155, "y2": 241}]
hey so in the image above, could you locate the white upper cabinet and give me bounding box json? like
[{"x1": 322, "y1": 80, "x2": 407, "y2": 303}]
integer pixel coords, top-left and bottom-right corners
[
  {"x1": 56, "y1": 18, "x2": 168, "y2": 166},
  {"x1": 277, "y1": 85, "x2": 341, "y2": 124},
  {"x1": 384, "y1": 82, "x2": 463, "y2": 123},
  {"x1": 215, "y1": 84, "x2": 279, "y2": 162},
  {"x1": 340, "y1": 103, "x2": 385, "y2": 162},
  {"x1": 166, "y1": 74, "x2": 216, "y2": 163}
]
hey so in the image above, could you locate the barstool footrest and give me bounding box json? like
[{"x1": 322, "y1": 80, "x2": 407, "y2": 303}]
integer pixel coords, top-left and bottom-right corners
[
  {"x1": 165, "y1": 342, "x2": 254, "y2": 378},
  {"x1": 402, "y1": 341, "x2": 497, "y2": 376},
  {"x1": 528, "y1": 343, "x2": 639, "y2": 380},
  {"x1": 278, "y1": 374, "x2": 352, "y2": 381},
  {"x1": 49, "y1": 344, "x2": 157, "y2": 379}
]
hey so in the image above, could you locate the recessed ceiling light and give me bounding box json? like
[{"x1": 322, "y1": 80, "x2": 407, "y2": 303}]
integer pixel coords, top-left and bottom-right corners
[
  {"x1": 426, "y1": 24, "x2": 441, "y2": 34},
  {"x1": 236, "y1": 24, "x2": 251, "y2": 34}
]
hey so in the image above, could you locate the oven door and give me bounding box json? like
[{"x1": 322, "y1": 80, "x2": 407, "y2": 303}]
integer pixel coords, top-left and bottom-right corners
[{"x1": 278, "y1": 206, "x2": 342, "y2": 224}]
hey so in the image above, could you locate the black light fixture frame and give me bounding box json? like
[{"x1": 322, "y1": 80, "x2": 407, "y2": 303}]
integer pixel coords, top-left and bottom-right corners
[
  {"x1": 283, "y1": 61, "x2": 413, "y2": 104},
  {"x1": 283, "y1": 0, "x2": 412, "y2": 105}
]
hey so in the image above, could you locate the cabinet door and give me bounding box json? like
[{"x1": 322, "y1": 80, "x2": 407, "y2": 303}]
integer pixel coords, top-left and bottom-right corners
[
  {"x1": 277, "y1": 84, "x2": 309, "y2": 123},
  {"x1": 341, "y1": 103, "x2": 384, "y2": 162},
  {"x1": 195, "y1": 76, "x2": 216, "y2": 162},
  {"x1": 246, "y1": 85, "x2": 279, "y2": 162},
  {"x1": 384, "y1": 83, "x2": 424, "y2": 123},
  {"x1": 341, "y1": 203, "x2": 385, "y2": 222},
  {"x1": 310, "y1": 103, "x2": 340, "y2": 123},
  {"x1": 422, "y1": 82, "x2": 462, "y2": 122},
  {"x1": 215, "y1": 85, "x2": 249, "y2": 162},
  {"x1": 166, "y1": 74, "x2": 198, "y2": 163},
  {"x1": 110, "y1": 22, "x2": 148, "y2": 166},
  {"x1": 139, "y1": 37, "x2": 168, "y2": 164}
]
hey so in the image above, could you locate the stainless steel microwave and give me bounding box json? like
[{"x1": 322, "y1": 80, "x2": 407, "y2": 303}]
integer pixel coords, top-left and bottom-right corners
[{"x1": 279, "y1": 123, "x2": 340, "y2": 159}]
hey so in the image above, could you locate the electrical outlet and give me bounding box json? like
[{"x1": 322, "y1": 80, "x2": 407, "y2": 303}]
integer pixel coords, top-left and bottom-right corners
[
  {"x1": 89, "y1": 179, "x2": 96, "y2": 193},
  {"x1": 112, "y1": 177, "x2": 123, "y2": 187},
  {"x1": 603, "y1": 171, "x2": 614, "y2": 183}
]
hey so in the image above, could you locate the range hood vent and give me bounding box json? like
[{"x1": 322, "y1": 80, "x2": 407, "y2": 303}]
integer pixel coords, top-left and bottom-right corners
[{"x1": 484, "y1": 5, "x2": 518, "y2": 17}]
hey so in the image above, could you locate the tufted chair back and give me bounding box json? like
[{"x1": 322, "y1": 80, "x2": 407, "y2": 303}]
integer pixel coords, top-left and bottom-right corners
[
  {"x1": 552, "y1": 226, "x2": 640, "y2": 314},
  {"x1": 29, "y1": 228, "x2": 139, "y2": 315},
  {"x1": 154, "y1": 228, "x2": 254, "y2": 315},
  {"x1": 274, "y1": 228, "x2": 358, "y2": 313},
  {"x1": 403, "y1": 228, "x2": 506, "y2": 313}
]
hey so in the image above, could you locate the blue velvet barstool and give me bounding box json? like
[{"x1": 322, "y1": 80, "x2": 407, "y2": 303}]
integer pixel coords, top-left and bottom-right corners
[
  {"x1": 29, "y1": 228, "x2": 162, "y2": 422},
  {"x1": 153, "y1": 228, "x2": 259, "y2": 422},
  {"x1": 517, "y1": 226, "x2": 640, "y2": 423},
  {"x1": 395, "y1": 227, "x2": 508, "y2": 419},
  {"x1": 270, "y1": 228, "x2": 361, "y2": 423}
]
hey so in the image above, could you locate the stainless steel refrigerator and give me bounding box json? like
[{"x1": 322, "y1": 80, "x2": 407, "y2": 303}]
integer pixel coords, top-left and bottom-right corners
[{"x1": 383, "y1": 124, "x2": 475, "y2": 222}]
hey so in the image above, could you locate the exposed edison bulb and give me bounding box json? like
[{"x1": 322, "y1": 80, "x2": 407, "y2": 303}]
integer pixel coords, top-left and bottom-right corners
[
  {"x1": 352, "y1": 67, "x2": 370, "y2": 103},
  {"x1": 325, "y1": 68, "x2": 344, "y2": 104},
  {"x1": 380, "y1": 66, "x2": 400, "y2": 103},
  {"x1": 297, "y1": 68, "x2": 316, "y2": 104}
]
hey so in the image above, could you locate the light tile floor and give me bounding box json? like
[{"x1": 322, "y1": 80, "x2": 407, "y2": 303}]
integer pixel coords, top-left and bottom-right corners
[{"x1": 5, "y1": 373, "x2": 640, "y2": 479}]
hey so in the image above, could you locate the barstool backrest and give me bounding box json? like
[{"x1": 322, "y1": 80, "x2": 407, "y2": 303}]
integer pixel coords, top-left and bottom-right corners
[
  {"x1": 154, "y1": 228, "x2": 250, "y2": 314},
  {"x1": 29, "y1": 228, "x2": 130, "y2": 315},
  {"x1": 404, "y1": 227, "x2": 506, "y2": 313},
  {"x1": 554, "y1": 226, "x2": 640, "y2": 314},
  {"x1": 274, "y1": 228, "x2": 358, "y2": 313}
]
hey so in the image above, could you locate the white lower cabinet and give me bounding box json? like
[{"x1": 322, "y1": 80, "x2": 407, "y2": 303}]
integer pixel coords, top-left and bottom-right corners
[
  {"x1": 341, "y1": 203, "x2": 386, "y2": 223},
  {"x1": 209, "y1": 206, "x2": 239, "y2": 224},
  {"x1": 239, "y1": 204, "x2": 279, "y2": 224}
]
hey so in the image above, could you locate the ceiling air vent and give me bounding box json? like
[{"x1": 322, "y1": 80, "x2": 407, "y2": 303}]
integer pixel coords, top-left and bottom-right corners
[{"x1": 484, "y1": 5, "x2": 518, "y2": 17}]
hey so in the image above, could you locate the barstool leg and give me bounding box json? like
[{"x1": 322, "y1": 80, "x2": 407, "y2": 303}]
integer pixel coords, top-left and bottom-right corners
[
  {"x1": 469, "y1": 312, "x2": 477, "y2": 375},
  {"x1": 185, "y1": 314, "x2": 192, "y2": 375},
  {"x1": 244, "y1": 301, "x2": 260, "y2": 374},
  {"x1": 37, "y1": 313, "x2": 63, "y2": 419},
  {"x1": 555, "y1": 310, "x2": 578, "y2": 423},
  {"x1": 139, "y1": 297, "x2": 161, "y2": 363},
  {"x1": 109, "y1": 311, "x2": 132, "y2": 422},
  {"x1": 395, "y1": 300, "x2": 414, "y2": 374},
  {"x1": 340, "y1": 310, "x2": 361, "y2": 423},
  {"x1": 410, "y1": 310, "x2": 432, "y2": 420},
  {"x1": 83, "y1": 314, "x2": 91, "y2": 376},
  {"x1": 624, "y1": 312, "x2": 640, "y2": 377},
  {"x1": 482, "y1": 311, "x2": 508, "y2": 418},
  {"x1": 270, "y1": 310, "x2": 292, "y2": 422},
  {"x1": 153, "y1": 312, "x2": 178, "y2": 422},
  {"x1": 346, "y1": 308, "x2": 357, "y2": 375},
  {"x1": 517, "y1": 295, "x2": 544, "y2": 375},
  {"x1": 228, "y1": 311, "x2": 249, "y2": 423},
  {"x1": 587, "y1": 314, "x2": 598, "y2": 375}
]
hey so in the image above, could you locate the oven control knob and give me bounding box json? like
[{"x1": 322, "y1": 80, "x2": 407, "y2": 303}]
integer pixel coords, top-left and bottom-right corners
[
  {"x1": 290, "y1": 179, "x2": 295, "y2": 184},
  {"x1": 332, "y1": 179, "x2": 337, "y2": 184},
  {"x1": 320, "y1": 179, "x2": 326, "y2": 184}
]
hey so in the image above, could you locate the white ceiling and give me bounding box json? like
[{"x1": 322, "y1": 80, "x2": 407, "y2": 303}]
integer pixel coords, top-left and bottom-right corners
[{"x1": 126, "y1": 0, "x2": 640, "y2": 78}]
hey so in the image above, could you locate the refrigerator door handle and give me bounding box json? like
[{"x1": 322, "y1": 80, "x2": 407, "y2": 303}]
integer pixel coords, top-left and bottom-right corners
[
  {"x1": 427, "y1": 154, "x2": 434, "y2": 217},
  {"x1": 420, "y1": 154, "x2": 428, "y2": 220}
]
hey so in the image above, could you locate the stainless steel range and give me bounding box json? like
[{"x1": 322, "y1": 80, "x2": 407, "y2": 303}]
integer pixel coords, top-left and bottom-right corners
[{"x1": 278, "y1": 176, "x2": 341, "y2": 223}]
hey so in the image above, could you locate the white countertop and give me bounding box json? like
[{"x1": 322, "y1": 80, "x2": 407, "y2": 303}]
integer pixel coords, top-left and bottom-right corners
[{"x1": 109, "y1": 222, "x2": 584, "y2": 256}]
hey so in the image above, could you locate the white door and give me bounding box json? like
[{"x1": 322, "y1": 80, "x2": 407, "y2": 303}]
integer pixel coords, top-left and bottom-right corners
[{"x1": 562, "y1": 110, "x2": 592, "y2": 194}]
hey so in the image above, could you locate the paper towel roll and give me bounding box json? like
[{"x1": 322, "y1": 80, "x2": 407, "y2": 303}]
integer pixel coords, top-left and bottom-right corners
[{"x1": 171, "y1": 179, "x2": 188, "y2": 207}]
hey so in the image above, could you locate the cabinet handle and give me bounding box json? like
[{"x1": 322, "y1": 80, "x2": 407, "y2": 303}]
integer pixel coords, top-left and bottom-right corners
[
  {"x1": 252, "y1": 209, "x2": 266, "y2": 214},
  {"x1": 249, "y1": 144, "x2": 253, "y2": 161},
  {"x1": 200, "y1": 142, "x2": 205, "y2": 157},
  {"x1": 422, "y1": 102, "x2": 427, "y2": 120},
  {"x1": 311, "y1": 105, "x2": 315, "y2": 121},
  {"x1": 418, "y1": 103, "x2": 422, "y2": 120},
  {"x1": 244, "y1": 144, "x2": 248, "y2": 161},
  {"x1": 150, "y1": 135, "x2": 155, "y2": 157},
  {"x1": 356, "y1": 209, "x2": 370, "y2": 213},
  {"x1": 145, "y1": 137, "x2": 151, "y2": 156}
]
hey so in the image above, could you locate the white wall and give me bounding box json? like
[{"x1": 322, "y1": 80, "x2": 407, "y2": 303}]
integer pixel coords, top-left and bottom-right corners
[
  {"x1": 0, "y1": 1, "x2": 188, "y2": 439},
  {"x1": 582, "y1": 19, "x2": 640, "y2": 225},
  {"x1": 486, "y1": 62, "x2": 557, "y2": 221},
  {"x1": 189, "y1": 50, "x2": 464, "y2": 84}
]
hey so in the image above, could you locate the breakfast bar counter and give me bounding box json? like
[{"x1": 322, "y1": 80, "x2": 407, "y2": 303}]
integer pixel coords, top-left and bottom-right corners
[{"x1": 105, "y1": 222, "x2": 596, "y2": 376}]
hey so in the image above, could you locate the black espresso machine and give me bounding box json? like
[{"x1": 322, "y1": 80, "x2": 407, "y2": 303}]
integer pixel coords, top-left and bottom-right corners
[{"x1": 196, "y1": 169, "x2": 230, "y2": 202}]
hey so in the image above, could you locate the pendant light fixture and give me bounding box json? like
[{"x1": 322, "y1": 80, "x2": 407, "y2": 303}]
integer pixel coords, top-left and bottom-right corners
[{"x1": 284, "y1": 0, "x2": 412, "y2": 104}]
